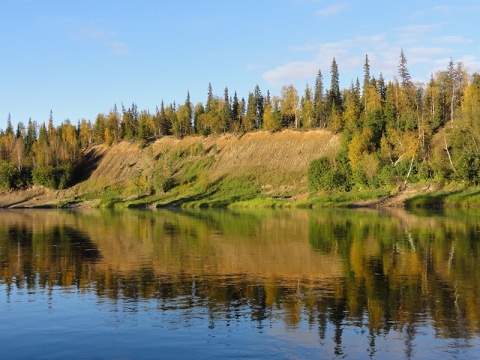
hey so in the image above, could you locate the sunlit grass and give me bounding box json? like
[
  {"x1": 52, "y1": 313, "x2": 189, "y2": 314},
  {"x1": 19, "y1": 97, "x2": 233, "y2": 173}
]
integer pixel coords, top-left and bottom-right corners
[{"x1": 405, "y1": 187, "x2": 480, "y2": 208}]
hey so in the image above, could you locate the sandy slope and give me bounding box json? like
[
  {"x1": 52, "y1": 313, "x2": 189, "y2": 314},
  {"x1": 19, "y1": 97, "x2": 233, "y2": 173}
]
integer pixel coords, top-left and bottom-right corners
[{"x1": 0, "y1": 130, "x2": 342, "y2": 208}]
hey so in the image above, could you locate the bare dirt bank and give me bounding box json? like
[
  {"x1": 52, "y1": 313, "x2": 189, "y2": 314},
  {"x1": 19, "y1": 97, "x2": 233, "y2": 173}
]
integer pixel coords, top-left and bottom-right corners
[{"x1": 0, "y1": 130, "x2": 342, "y2": 208}]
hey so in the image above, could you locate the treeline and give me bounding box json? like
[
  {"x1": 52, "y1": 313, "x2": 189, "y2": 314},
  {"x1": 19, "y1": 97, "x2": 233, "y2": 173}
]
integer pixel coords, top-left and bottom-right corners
[{"x1": 1, "y1": 49, "x2": 480, "y2": 191}]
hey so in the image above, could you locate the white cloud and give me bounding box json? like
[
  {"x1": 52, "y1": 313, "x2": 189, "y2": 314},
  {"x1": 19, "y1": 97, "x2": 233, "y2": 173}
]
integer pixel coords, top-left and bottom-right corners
[
  {"x1": 261, "y1": 14, "x2": 479, "y2": 89},
  {"x1": 76, "y1": 23, "x2": 129, "y2": 56},
  {"x1": 108, "y1": 41, "x2": 129, "y2": 56},
  {"x1": 434, "y1": 5, "x2": 479, "y2": 13},
  {"x1": 402, "y1": 23, "x2": 443, "y2": 35},
  {"x1": 409, "y1": 47, "x2": 449, "y2": 58},
  {"x1": 459, "y1": 55, "x2": 480, "y2": 73},
  {"x1": 433, "y1": 5, "x2": 452, "y2": 13},
  {"x1": 434, "y1": 35, "x2": 473, "y2": 44},
  {"x1": 315, "y1": 3, "x2": 348, "y2": 17},
  {"x1": 262, "y1": 61, "x2": 320, "y2": 85}
]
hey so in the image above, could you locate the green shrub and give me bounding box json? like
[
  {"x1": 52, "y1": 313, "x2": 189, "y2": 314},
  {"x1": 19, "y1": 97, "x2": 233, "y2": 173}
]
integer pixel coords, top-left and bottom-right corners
[
  {"x1": 308, "y1": 157, "x2": 349, "y2": 192},
  {"x1": 308, "y1": 157, "x2": 330, "y2": 191},
  {"x1": 152, "y1": 168, "x2": 176, "y2": 193},
  {"x1": 0, "y1": 162, "x2": 19, "y2": 190},
  {"x1": 457, "y1": 153, "x2": 480, "y2": 185},
  {"x1": 32, "y1": 164, "x2": 75, "y2": 190}
]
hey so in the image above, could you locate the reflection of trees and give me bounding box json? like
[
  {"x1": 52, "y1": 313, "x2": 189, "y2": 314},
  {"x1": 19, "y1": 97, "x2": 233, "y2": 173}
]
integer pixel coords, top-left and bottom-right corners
[
  {"x1": 0, "y1": 208, "x2": 479, "y2": 354},
  {"x1": 0, "y1": 220, "x2": 100, "y2": 293},
  {"x1": 308, "y1": 208, "x2": 480, "y2": 352}
]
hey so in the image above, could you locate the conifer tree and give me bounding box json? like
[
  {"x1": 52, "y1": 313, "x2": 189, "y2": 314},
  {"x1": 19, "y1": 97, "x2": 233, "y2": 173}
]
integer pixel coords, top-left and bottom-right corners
[
  {"x1": 5, "y1": 113, "x2": 14, "y2": 136},
  {"x1": 223, "y1": 87, "x2": 231, "y2": 130},
  {"x1": 194, "y1": 102, "x2": 204, "y2": 134},
  {"x1": 328, "y1": 58, "x2": 342, "y2": 111},
  {"x1": 245, "y1": 92, "x2": 256, "y2": 131},
  {"x1": 398, "y1": 49, "x2": 411, "y2": 88},
  {"x1": 25, "y1": 118, "x2": 37, "y2": 154},
  {"x1": 362, "y1": 54, "x2": 370, "y2": 109},
  {"x1": 314, "y1": 69, "x2": 326, "y2": 127},
  {"x1": 206, "y1": 83, "x2": 214, "y2": 113},
  {"x1": 254, "y1": 85, "x2": 264, "y2": 129},
  {"x1": 231, "y1": 91, "x2": 240, "y2": 130},
  {"x1": 157, "y1": 100, "x2": 169, "y2": 136}
]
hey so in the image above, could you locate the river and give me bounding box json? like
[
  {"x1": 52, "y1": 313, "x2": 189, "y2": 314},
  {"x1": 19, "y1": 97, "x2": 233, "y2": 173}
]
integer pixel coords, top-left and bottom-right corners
[{"x1": 0, "y1": 208, "x2": 479, "y2": 359}]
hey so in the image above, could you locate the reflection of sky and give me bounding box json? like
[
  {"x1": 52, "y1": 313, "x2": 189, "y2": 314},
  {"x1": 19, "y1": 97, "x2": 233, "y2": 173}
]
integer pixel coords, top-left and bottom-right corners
[{"x1": 2, "y1": 285, "x2": 480, "y2": 360}]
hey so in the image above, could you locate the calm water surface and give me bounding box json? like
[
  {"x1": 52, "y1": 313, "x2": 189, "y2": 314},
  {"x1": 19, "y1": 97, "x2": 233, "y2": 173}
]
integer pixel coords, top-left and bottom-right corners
[{"x1": 1, "y1": 208, "x2": 480, "y2": 359}]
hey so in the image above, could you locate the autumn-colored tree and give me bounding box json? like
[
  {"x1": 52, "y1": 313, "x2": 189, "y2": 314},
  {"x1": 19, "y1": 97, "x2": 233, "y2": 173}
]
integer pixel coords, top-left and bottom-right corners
[
  {"x1": 107, "y1": 105, "x2": 120, "y2": 143},
  {"x1": 193, "y1": 102, "x2": 205, "y2": 134},
  {"x1": 263, "y1": 96, "x2": 282, "y2": 132},
  {"x1": 280, "y1": 84, "x2": 299, "y2": 128},
  {"x1": 78, "y1": 119, "x2": 92, "y2": 148},
  {"x1": 137, "y1": 111, "x2": 155, "y2": 141},
  {"x1": 93, "y1": 113, "x2": 107, "y2": 144},
  {"x1": 300, "y1": 85, "x2": 315, "y2": 128}
]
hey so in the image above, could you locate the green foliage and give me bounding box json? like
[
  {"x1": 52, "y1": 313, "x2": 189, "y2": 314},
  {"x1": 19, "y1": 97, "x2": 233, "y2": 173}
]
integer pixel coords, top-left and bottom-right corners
[
  {"x1": 32, "y1": 164, "x2": 75, "y2": 190},
  {"x1": 152, "y1": 165, "x2": 176, "y2": 193},
  {"x1": 182, "y1": 156, "x2": 214, "y2": 184},
  {"x1": 308, "y1": 157, "x2": 330, "y2": 191},
  {"x1": 0, "y1": 162, "x2": 20, "y2": 190},
  {"x1": 457, "y1": 153, "x2": 480, "y2": 185},
  {"x1": 308, "y1": 157, "x2": 349, "y2": 192},
  {"x1": 0, "y1": 162, "x2": 29, "y2": 190}
]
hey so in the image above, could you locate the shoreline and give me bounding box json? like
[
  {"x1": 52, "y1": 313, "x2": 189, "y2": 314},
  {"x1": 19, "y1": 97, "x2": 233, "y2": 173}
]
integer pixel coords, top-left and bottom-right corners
[{"x1": 1, "y1": 182, "x2": 477, "y2": 210}]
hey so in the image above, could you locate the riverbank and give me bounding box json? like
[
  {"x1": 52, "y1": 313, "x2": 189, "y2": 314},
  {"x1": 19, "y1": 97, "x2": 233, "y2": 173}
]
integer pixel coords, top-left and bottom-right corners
[
  {"x1": 0, "y1": 130, "x2": 477, "y2": 209},
  {"x1": 1, "y1": 181, "x2": 476, "y2": 209}
]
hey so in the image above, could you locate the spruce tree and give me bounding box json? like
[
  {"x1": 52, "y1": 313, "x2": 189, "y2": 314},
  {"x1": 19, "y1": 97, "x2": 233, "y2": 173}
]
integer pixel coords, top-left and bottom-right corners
[
  {"x1": 363, "y1": 54, "x2": 370, "y2": 94},
  {"x1": 206, "y1": 83, "x2": 214, "y2": 113},
  {"x1": 314, "y1": 69, "x2": 325, "y2": 127},
  {"x1": 223, "y1": 87, "x2": 231, "y2": 130},
  {"x1": 328, "y1": 58, "x2": 342, "y2": 111},
  {"x1": 245, "y1": 92, "x2": 256, "y2": 131},
  {"x1": 6, "y1": 113, "x2": 14, "y2": 136},
  {"x1": 254, "y1": 85, "x2": 264, "y2": 129},
  {"x1": 398, "y1": 49, "x2": 411, "y2": 88},
  {"x1": 231, "y1": 91, "x2": 239, "y2": 128}
]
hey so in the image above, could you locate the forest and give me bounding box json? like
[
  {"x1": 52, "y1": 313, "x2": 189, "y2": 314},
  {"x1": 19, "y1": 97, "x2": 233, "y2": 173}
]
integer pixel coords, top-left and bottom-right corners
[{"x1": 1, "y1": 49, "x2": 480, "y2": 193}]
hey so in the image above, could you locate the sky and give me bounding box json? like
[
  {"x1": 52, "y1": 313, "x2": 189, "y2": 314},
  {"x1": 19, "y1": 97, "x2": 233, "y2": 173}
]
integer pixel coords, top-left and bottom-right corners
[{"x1": 1, "y1": 0, "x2": 479, "y2": 130}]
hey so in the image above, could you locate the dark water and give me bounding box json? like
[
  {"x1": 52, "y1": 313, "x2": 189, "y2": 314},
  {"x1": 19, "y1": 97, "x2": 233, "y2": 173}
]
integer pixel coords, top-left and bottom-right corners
[{"x1": 1, "y1": 208, "x2": 480, "y2": 359}]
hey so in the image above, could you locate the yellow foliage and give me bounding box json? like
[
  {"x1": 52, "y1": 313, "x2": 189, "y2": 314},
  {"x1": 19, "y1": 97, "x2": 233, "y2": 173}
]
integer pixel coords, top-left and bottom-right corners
[
  {"x1": 104, "y1": 127, "x2": 113, "y2": 147},
  {"x1": 348, "y1": 128, "x2": 373, "y2": 171}
]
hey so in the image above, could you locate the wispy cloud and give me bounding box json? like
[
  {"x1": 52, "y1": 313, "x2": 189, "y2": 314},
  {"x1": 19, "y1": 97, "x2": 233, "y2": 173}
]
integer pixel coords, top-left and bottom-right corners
[
  {"x1": 433, "y1": 35, "x2": 473, "y2": 44},
  {"x1": 263, "y1": 61, "x2": 320, "y2": 85},
  {"x1": 434, "y1": 5, "x2": 479, "y2": 14},
  {"x1": 39, "y1": 17, "x2": 129, "y2": 56},
  {"x1": 433, "y1": 5, "x2": 453, "y2": 13},
  {"x1": 403, "y1": 23, "x2": 443, "y2": 34},
  {"x1": 261, "y1": 30, "x2": 465, "y2": 87},
  {"x1": 76, "y1": 22, "x2": 129, "y2": 56},
  {"x1": 315, "y1": 3, "x2": 348, "y2": 17}
]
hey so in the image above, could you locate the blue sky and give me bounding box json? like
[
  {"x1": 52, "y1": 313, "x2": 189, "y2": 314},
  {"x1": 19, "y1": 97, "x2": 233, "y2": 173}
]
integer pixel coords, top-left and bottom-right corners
[{"x1": 1, "y1": 0, "x2": 479, "y2": 130}]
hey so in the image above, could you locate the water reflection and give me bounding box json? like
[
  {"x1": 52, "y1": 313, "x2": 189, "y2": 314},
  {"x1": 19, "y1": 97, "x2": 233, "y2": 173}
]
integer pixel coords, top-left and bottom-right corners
[{"x1": 1, "y1": 208, "x2": 480, "y2": 358}]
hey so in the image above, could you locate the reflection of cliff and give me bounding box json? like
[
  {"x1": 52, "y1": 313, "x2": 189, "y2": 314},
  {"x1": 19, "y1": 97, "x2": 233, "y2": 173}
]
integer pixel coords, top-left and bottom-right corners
[
  {"x1": 63, "y1": 209, "x2": 343, "y2": 279},
  {"x1": 1, "y1": 208, "x2": 480, "y2": 344}
]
